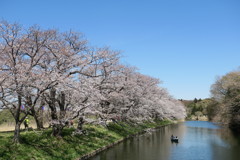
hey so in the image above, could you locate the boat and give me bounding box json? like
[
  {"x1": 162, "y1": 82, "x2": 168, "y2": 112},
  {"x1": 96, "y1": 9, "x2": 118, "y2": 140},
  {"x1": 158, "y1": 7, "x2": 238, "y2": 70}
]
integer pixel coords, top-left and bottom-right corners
[{"x1": 171, "y1": 136, "x2": 179, "y2": 143}]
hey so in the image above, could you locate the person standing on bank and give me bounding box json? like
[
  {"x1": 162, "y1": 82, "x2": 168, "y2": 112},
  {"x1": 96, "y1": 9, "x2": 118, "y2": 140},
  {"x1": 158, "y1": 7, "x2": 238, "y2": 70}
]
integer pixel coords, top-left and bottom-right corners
[{"x1": 24, "y1": 117, "x2": 29, "y2": 130}]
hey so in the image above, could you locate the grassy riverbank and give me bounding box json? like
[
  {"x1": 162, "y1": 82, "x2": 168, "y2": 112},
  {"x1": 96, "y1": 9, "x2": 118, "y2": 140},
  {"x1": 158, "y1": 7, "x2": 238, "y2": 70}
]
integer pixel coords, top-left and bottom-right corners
[{"x1": 0, "y1": 120, "x2": 172, "y2": 160}]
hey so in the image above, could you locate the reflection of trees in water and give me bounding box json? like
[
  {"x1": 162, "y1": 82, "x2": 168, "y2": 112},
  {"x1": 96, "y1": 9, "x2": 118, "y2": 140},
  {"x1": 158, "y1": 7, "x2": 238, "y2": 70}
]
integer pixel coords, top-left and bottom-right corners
[
  {"x1": 167, "y1": 122, "x2": 187, "y2": 141},
  {"x1": 91, "y1": 122, "x2": 240, "y2": 160},
  {"x1": 208, "y1": 126, "x2": 240, "y2": 160},
  {"x1": 217, "y1": 128, "x2": 240, "y2": 146},
  {"x1": 90, "y1": 124, "x2": 187, "y2": 160}
]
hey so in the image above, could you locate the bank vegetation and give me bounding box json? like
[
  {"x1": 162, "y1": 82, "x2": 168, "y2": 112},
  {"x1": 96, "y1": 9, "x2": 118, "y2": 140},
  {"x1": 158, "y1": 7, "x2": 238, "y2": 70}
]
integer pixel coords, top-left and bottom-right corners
[{"x1": 209, "y1": 70, "x2": 240, "y2": 132}]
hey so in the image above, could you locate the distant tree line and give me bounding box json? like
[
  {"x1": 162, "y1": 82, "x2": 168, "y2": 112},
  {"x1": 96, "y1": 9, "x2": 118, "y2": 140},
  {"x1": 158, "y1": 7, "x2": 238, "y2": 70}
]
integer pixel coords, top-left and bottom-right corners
[
  {"x1": 0, "y1": 21, "x2": 186, "y2": 143},
  {"x1": 183, "y1": 98, "x2": 209, "y2": 120}
]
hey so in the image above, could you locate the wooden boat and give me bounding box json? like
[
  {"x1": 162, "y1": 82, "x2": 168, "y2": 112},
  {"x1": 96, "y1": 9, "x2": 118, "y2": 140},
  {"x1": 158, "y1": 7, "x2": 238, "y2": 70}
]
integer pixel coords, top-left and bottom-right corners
[{"x1": 171, "y1": 137, "x2": 179, "y2": 143}]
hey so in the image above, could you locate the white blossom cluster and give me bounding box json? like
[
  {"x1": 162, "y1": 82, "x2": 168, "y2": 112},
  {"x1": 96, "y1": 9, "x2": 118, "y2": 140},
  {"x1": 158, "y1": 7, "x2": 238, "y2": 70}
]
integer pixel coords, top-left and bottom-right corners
[{"x1": 0, "y1": 21, "x2": 186, "y2": 137}]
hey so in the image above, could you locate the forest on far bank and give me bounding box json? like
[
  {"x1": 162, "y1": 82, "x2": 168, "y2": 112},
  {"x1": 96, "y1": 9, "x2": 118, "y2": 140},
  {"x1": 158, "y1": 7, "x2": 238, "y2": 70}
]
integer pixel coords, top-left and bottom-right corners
[
  {"x1": 182, "y1": 69, "x2": 240, "y2": 133},
  {"x1": 181, "y1": 98, "x2": 210, "y2": 121}
]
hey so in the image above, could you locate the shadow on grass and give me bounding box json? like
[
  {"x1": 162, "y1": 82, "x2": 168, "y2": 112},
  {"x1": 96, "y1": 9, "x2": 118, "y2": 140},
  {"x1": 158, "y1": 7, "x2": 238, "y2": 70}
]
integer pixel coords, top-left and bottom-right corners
[{"x1": 0, "y1": 121, "x2": 172, "y2": 160}]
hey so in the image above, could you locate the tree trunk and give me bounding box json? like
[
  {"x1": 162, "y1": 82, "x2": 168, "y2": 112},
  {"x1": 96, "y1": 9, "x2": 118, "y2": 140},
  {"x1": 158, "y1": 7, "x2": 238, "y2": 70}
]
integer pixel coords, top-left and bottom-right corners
[
  {"x1": 77, "y1": 117, "x2": 84, "y2": 131},
  {"x1": 52, "y1": 124, "x2": 64, "y2": 137},
  {"x1": 13, "y1": 95, "x2": 22, "y2": 143},
  {"x1": 39, "y1": 109, "x2": 44, "y2": 129},
  {"x1": 13, "y1": 122, "x2": 21, "y2": 143},
  {"x1": 59, "y1": 91, "x2": 66, "y2": 120},
  {"x1": 48, "y1": 88, "x2": 64, "y2": 136},
  {"x1": 34, "y1": 113, "x2": 44, "y2": 129}
]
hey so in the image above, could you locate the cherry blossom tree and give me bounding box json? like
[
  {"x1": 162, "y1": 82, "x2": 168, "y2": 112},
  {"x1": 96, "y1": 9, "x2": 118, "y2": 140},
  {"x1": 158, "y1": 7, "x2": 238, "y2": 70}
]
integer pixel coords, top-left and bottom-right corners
[
  {"x1": 0, "y1": 21, "x2": 57, "y2": 142},
  {"x1": 0, "y1": 21, "x2": 186, "y2": 142},
  {"x1": 90, "y1": 62, "x2": 186, "y2": 123}
]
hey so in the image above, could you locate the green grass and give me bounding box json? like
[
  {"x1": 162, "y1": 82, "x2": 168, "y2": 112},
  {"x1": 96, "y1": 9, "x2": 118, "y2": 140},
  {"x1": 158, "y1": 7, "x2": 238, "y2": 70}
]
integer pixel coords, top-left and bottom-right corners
[
  {"x1": 0, "y1": 110, "x2": 14, "y2": 125},
  {"x1": 0, "y1": 120, "x2": 172, "y2": 160}
]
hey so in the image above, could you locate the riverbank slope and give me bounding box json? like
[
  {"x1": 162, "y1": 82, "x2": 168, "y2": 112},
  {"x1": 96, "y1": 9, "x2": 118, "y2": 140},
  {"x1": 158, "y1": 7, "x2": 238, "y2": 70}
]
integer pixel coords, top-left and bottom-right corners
[{"x1": 0, "y1": 120, "x2": 172, "y2": 160}]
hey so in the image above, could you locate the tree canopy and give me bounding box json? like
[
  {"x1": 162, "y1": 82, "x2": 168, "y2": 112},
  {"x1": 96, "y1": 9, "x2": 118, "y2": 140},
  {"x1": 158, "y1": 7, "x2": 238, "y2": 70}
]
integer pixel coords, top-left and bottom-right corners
[
  {"x1": 210, "y1": 70, "x2": 240, "y2": 132},
  {"x1": 0, "y1": 21, "x2": 186, "y2": 142}
]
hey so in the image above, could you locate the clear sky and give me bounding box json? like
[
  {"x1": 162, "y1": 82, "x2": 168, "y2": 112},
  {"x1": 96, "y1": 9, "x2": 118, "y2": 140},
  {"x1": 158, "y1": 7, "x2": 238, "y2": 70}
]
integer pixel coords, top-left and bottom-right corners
[{"x1": 1, "y1": 0, "x2": 240, "y2": 100}]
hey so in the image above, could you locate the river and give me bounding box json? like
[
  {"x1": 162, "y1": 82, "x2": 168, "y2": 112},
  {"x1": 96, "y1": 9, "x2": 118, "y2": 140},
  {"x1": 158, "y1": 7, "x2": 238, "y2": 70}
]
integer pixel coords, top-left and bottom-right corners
[{"x1": 89, "y1": 121, "x2": 240, "y2": 160}]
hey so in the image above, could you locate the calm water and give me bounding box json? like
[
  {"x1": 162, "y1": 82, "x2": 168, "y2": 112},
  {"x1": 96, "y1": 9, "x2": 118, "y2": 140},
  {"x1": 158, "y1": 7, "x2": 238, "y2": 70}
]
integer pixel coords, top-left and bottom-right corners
[{"x1": 89, "y1": 121, "x2": 240, "y2": 160}]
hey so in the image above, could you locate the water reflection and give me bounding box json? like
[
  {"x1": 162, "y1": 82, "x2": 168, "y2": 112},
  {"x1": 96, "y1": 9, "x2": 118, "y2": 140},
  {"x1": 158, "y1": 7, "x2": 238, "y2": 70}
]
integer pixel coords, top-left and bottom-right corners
[{"x1": 89, "y1": 121, "x2": 240, "y2": 160}]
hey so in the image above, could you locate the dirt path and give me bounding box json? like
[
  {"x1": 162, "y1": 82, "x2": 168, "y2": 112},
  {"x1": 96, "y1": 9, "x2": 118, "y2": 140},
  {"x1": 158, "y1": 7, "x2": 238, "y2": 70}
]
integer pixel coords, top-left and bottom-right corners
[{"x1": 0, "y1": 123, "x2": 48, "y2": 132}]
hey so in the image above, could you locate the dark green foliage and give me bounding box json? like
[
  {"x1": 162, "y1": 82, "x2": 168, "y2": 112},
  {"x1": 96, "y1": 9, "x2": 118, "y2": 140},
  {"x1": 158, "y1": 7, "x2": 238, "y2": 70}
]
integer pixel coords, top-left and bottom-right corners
[
  {"x1": 194, "y1": 98, "x2": 198, "y2": 103},
  {"x1": 183, "y1": 98, "x2": 215, "y2": 120},
  {"x1": 206, "y1": 100, "x2": 220, "y2": 121}
]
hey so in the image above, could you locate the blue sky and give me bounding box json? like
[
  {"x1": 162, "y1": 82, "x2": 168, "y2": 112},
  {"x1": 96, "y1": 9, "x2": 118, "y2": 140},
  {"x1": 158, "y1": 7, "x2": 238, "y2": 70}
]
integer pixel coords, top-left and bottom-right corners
[{"x1": 1, "y1": 0, "x2": 240, "y2": 100}]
